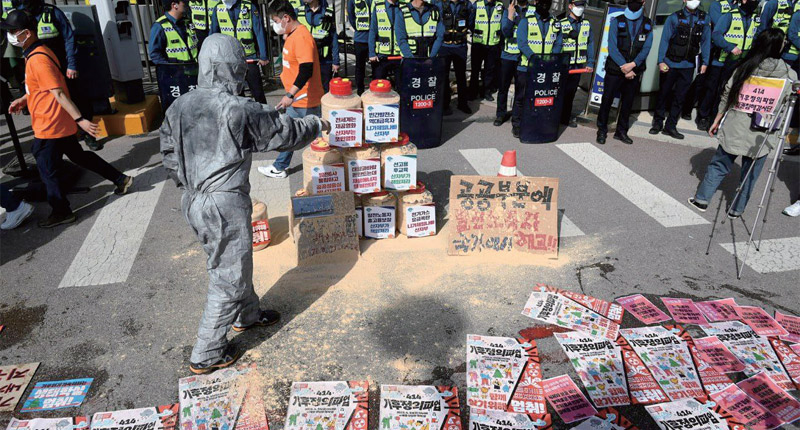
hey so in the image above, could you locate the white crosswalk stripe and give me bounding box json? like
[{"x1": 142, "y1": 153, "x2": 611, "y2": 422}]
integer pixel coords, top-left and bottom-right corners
[
  {"x1": 59, "y1": 166, "x2": 166, "y2": 288},
  {"x1": 719, "y1": 238, "x2": 800, "y2": 273},
  {"x1": 459, "y1": 148, "x2": 585, "y2": 237},
  {"x1": 556, "y1": 142, "x2": 709, "y2": 228}
]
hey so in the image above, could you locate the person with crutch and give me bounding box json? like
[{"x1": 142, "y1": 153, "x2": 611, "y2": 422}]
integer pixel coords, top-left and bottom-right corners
[{"x1": 688, "y1": 28, "x2": 798, "y2": 219}]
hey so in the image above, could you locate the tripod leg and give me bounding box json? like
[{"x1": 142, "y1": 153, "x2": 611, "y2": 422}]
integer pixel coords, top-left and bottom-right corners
[
  {"x1": 756, "y1": 149, "x2": 786, "y2": 251},
  {"x1": 706, "y1": 191, "x2": 725, "y2": 255}
]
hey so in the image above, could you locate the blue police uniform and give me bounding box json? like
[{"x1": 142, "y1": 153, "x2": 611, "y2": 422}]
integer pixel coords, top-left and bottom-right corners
[
  {"x1": 435, "y1": 0, "x2": 474, "y2": 112},
  {"x1": 496, "y1": 4, "x2": 527, "y2": 124},
  {"x1": 368, "y1": 0, "x2": 404, "y2": 80},
  {"x1": 560, "y1": 11, "x2": 596, "y2": 126},
  {"x1": 394, "y1": 2, "x2": 445, "y2": 57},
  {"x1": 347, "y1": 0, "x2": 372, "y2": 93},
  {"x1": 299, "y1": 0, "x2": 340, "y2": 92},
  {"x1": 149, "y1": 13, "x2": 194, "y2": 65}
]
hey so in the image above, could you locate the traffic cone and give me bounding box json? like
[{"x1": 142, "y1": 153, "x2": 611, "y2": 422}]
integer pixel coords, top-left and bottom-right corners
[{"x1": 498, "y1": 150, "x2": 517, "y2": 177}]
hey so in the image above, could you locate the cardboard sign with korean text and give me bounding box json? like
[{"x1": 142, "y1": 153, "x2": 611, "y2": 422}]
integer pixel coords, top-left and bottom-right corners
[
  {"x1": 0, "y1": 363, "x2": 39, "y2": 412},
  {"x1": 448, "y1": 176, "x2": 558, "y2": 258}
]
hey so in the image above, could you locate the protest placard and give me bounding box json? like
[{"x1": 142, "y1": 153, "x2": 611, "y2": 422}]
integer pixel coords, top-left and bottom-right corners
[
  {"x1": 614, "y1": 336, "x2": 670, "y2": 405},
  {"x1": 769, "y1": 338, "x2": 800, "y2": 389},
  {"x1": 692, "y1": 336, "x2": 745, "y2": 373},
  {"x1": 290, "y1": 192, "x2": 360, "y2": 265},
  {"x1": 7, "y1": 417, "x2": 89, "y2": 430},
  {"x1": 466, "y1": 335, "x2": 545, "y2": 415},
  {"x1": 329, "y1": 110, "x2": 363, "y2": 148},
  {"x1": 91, "y1": 405, "x2": 178, "y2": 430},
  {"x1": 774, "y1": 311, "x2": 800, "y2": 343},
  {"x1": 541, "y1": 375, "x2": 597, "y2": 423},
  {"x1": 619, "y1": 327, "x2": 704, "y2": 401},
  {"x1": 616, "y1": 295, "x2": 670, "y2": 325},
  {"x1": 467, "y1": 410, "x2": 551, "y2": 430},
  {"x1": 661, "y1": 298, "x2": 707, "y2": 325},
  {"x1": 735, "y1": 306, "x2": 789, "y2": 337},
  {"x1": 0, "y1": 363, "x2": 39, "y2": 412},
  {"x1": 738, "y1": 372, "x2": 800, "y2": 425},
  {"x1": 522, "y1": 292, "x2": 619, "y2": 340},
  {"x1": 666, "y1": 325, "x2": 734, "y2": 395},
  {"x1": 734, "y1": 76, "x2": 787, "y2": 115},
  {"x1": 696, "y1": 299, "x2": 740, "y2": 323},
  {"x1": 21, "y1": 379, "x2": 92, "y2": 412},
  {"x1": 645, "y1": 398, "x2": 730, "y2": 430},
  {"x1": 285, "y1": 381, "x2": 368, "y2": 430},
  {"x1": 554, "y1": 331, "x2": 629, "y2": 408},
  {"x1": 448, "y1": 176, "x2": 558, "y2": 258},
  {"x1": 569, "y1": 408, "x2": 639, "y2": 430},
  {"x1": 710, "y1": 384, "x2": 782, "y2": 430},
  {"x1": 379, "y1": 385, "x2": 461, "y2": 430},
  {"x1": 701, "y1": 321, "x2": 794, "y2": 391},
  {"x1": 365, "y1": 104, "x2": 399, "y2": 144},
  {"x1": 179, "y1": 368, "x2": 247, "y2": 430},
  {"x1": 535, "y1": 284, "x2": 624, "y2": 324}
]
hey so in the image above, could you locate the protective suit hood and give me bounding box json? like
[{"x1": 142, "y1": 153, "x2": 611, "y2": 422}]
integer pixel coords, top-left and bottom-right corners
[{"x1": 198, "y1": 33, "x2": 247, "y2": 95}]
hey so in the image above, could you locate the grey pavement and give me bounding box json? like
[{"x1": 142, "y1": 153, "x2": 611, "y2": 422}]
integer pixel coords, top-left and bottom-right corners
[{"x1": 1, "y1": 90, "x2": 799, "y2": 429}]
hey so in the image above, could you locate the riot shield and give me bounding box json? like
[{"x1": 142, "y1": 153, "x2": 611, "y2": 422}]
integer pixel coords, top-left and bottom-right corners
[
  {"x1": 399, "y1": 57, "x2": 447, "y2": 149},
  {"x1": 520, "y1": 53, "x2": 570, "y2": 144}
]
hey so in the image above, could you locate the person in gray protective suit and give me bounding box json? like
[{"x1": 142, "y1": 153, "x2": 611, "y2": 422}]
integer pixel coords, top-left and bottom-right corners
[{"x1": 160, "y1": 33, "x2": 330, "y2": 374}]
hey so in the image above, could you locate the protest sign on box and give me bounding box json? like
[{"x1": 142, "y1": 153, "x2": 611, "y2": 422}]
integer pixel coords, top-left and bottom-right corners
[
  {"x1": 405, "y1": 205, "x2": 436, "y2": 237},
  {"x1": 695, "y1": 299, "x2": 740, "y2": 323},
  {"x1": 661, "y1": 298, "x2": 707, "y2": 325},
  {"x1": 285, "y1": 381, "x2": 369, "y2": 430},
  {"x1": 616, "y1": 294, "x2": 670, "y2": 325},
  {"x1": 666, "y1": 325, "x2": 734, "y2": 395},
  {"x1": 769, "y1": 338, "x2": 800, "y2": 390},
  {"x1": 709, "y1": 384, "x2": 782, "y2": 430},
  {"x1": 379, "y1": 385, "x2": 461, "y2": 430},
  {"x1": 0, "y1": 362, "x2": 39, "y2": 412},
  {"x1": 448, "y1": 176, "x2": 558, "y2": 258},
  {"x1": 523, "y1": 292, "x2": 620, "y2": 340},
  {"x1": 466, "y1": 335, "x2": 545, "y2": 416},
  {"x1": 329, "y1": 110, "x2": 363, "y2": 148},
  {"x1": 311, "y1": 164, "x2": 346, "y2": 195},
  {"x1": 21, "y1": 378, "x2": 93, "y2": 412},
  {"x1": 8, "y1": 417, "x2": 89, "y2": 430},
  {"x1": 619, "y1": 327, "x2": 704, "y2": 401},
  {"x1": 347, "y1": 159, "x2": 381, "y2": 194},
  {"x1": 701, "y1": 321, "x2": 794, "y2": 391},
  {"x1": 364, "y1": 206, "x2": 396, "y2": 239},
  {"x1": 734, "y1": 76, "x2": 788, "y2": 115},
  {"x1": 290, "y1": 192, "x2": 360, "y2": 266},
  {"x1": 735, "y1": 306, "x2": 789, "y2": 337},
  {"x1": 468, "y1": 410, "x2": 550, "y2": 430},
  {"x1": 554, "y1": 331, "x2": 629, "y2": 408},
  {"x1": 535, "y1": 284, "x2": 624, "y2": 324},
  {"x1": 383, "y1": 155, "x2": 417, "y2": 191},
  {"x1": 541, "y1": 375, "x2": 597, "y2": 423},
  {"x1": 645, "y1": 398, "x2": 730, "y2": 430},
  {"x1": 365, "y1": 104, "x2": 399, "y2": 143},
  {"x1": 614, "y1": 335, "x2": 670, "y2": 405},
  {"x1": 92, "y1": 405, "x2": 179, "y2": 430},
  {"x1": 775, "y1": 311, "x2": 800, "y2": 343},
  {"x1": 738, "y1": 372, "x2": 800, "y2": 425}
]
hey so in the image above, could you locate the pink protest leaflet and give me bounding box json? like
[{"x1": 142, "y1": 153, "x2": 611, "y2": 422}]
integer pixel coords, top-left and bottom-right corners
[
  {"x1": 710, "y1": 383, "x2": 782, "y2": 430},
  {"x1": 738, "y1": 372, "x2": 800, "y2": 424},
  {"x1": 693, "y1": 336, "x2": 745, "y2": 373},
  {"x1": 522, "y1": 292, "x2": 619, "y2": 341},
  {"x1": 735, "y1": 306, "x2": 789, "y2": 337},
  {"x1": 615, "y1": 295, "x2": 670, "y2": 325},
  {"x1": 701, "y1": 321, "x2": 794, "y2": 391},
  {"x1": 660, "y1": 298, "x2": 707, "y2": 325},
  {"x1": 541, "y1": 376, "x2": 597, "y2": 423},
  {"x1": 619, "y1": 327, "x2": 704, "y2": 401},
  {"x1": 466, "y1": 335, "x2": 546, "y2": 416},
  {"x1": 468, "y1": 410, "x2": 551, "y2": 430},
  {"x1": 554, "y1": 331, "x2": 629, "y2": 408},
  {"x1": 615, "y1": 336, "x2": 670, "y2": 405},
  {"x1": 534, "y1": 284, "x2": 624, "y2": 324},
  {"x1": 793, "y1": 343, "x2": 800, "y2": 355},
  {"x1": 667, "y1": 325, "x2": 734, "y2": 395},
  {"x1": 696, "y1": 299, "x2": 740, "y2": 322},
  {"x1": 645, "y1": 398, "x2": 730, "y2": 430},
  {"x1": 769, "y1": 338, "x2": 800, "y2": 390},
  {"x1": 775, "y1": 311, "x2": 800, "y2": 343}
]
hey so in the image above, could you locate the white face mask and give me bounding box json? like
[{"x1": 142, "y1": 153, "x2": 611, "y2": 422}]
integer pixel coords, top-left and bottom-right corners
[
  {"x1": 7, "y1": 30, "x2": 27, "y2": 48},
  {"x1": 271, "y1": 20, "x2": 286, "y2": 35},
  {"x1": 686, "y1": 0, "x2": 700, "y2": 9},
  {"x1": 572, "y1": 6, "x2": 584, "y2": 16}
]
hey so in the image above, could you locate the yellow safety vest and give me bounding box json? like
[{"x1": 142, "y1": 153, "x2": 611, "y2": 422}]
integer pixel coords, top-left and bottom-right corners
[
  {"x1": 189, "y1": 0, "x2": 219, "y2": 31},
  {"x1": 719, "y1": 10, "x2": 758, "y2": 62},
  {"x1": 374, "y1": 1, "x2": 401, "y2": 55},
  {"x1": 503, "y1": 7, "x2": 532, "y2": 55},
  {"x1": 559, "y1": 17, "x2": 590, "y2": 65},
  {"x1": 37, "y1": 6, "x2": 60, "y2": 40},
  {"x1": 215, "y1": 2, "x2": 256, "y2": 57},
  {"x1": 297, "y1": 5, "x2": 336, "y2": 59},
  {"x1": 1, "y1": 0, "x2": 13, "y2": 20},
  {"x1": 771, "y1": 0, "x2": 793, "y2": 33},
  {"x1": 351, "y1": 0, "x2": 371, "y2": 31},
  {"x1": 402, "y1": 3, "x2": 440, "y2": 56},
  {"x1": 473, "y1": 0, "x2": 503, "y2": 45},
  {"x1": 156, "y1": 15, "x2": 198, "y2": 62},
  {"x1": 719, "y1": 0, "x2": 733, "y2": 14},
  {"x1": 289, "y1": 0, "x2": 303, "y2": 14},
  {"x1": 520, "y1": 14, "x2": 559, "y2": 67}
]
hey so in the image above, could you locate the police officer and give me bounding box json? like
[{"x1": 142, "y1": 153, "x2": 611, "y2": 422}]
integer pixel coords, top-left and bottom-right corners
[
  {"x1": 149, "y1": 0, "x2": 198, "y2": 65},
  {"x1": 188, "y1": 0, "x2": 217, "y2": 47},
  {"x1": 596, "y1": 0, "x2": 652, "y2": 145},
  {"x1": 649, "y1": 0, "x2": 709, "y2": 140},
  {"x1": 469, "y1": 0, "x2": 503, "y2": 101},
  {"x1": 515, "y1": 0, "x2": 561, "y2": 137},
  {"x1": 436, "y1": 0, "x2": 474, "y2": 115},
  {"x1": 13, "y1": 0, "x2": 76, "y2": 79},
  {"x1": 347, "y1": 0, "x2": 372, "y2": 93},
  {"x1": 494, "y1": 0, "x2": 528, "y2": 127},
  {"x1": 757, "y1": 0, "x2": 794, "y2": 34},
  {"x1": 395, "y1": 0, "x2": 444, "y2": 58},
  {"x1": 558, "y1": 0, "x2": 594, "y2": 128},
  {"x1": 210, "y1": 0, "x2": 269, "y2": 103},
  {"x1": 368, "y1": 0, "x2": 403, "y2": 80},
  {"x1": 298, "y1": 0, "x2": 339, "y2": 92},
  {"x1": 696, "y1": 0, "x2": 758, "y2": 130}
]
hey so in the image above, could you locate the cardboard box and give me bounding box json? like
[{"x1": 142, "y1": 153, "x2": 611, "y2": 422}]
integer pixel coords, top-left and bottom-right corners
[{"x1": 289, "y1": 191, "x2": 360, "y2": 266}]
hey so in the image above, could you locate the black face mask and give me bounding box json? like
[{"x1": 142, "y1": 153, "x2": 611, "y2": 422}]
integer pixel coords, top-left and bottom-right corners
[
  {"x1": 627, "y1": 0, "x2": 643, "y2": 11},
  {"x1": 741, "y1": 1, "x2": 757, "y2": 14}
]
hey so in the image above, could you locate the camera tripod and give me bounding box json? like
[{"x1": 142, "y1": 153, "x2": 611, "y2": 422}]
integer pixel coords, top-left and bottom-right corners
[{"x1": 705, "y1": 82, "x2": 800, "y2": 279}]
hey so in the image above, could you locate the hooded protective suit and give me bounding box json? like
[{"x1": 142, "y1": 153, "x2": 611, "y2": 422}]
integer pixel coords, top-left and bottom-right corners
[{"x1": 160, "y1": 34, "x2": 321, "y2": 365}]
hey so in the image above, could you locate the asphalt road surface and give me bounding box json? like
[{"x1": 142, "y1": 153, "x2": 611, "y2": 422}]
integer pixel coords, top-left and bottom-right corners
[{"x1": 1, "y1": 91, "x2": 799, "y2": 429}]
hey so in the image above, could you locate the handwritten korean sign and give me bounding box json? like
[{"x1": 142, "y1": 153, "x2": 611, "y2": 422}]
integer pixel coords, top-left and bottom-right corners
[
  {"x1": 735, "y1": 76, "x2": 787, "y2": 115},
  {"x1": 448, "y1": 176, "x2": 559, "y2": 258},
  {"x1": 0, "y1": 362, "x2": 39, "y2": 412}
]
